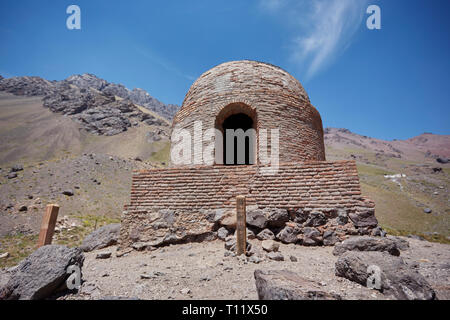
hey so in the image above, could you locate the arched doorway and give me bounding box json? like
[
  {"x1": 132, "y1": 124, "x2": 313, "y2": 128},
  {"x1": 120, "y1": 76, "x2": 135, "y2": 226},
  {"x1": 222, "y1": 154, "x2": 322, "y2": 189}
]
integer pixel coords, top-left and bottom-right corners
[{"x1": 215, "y1": 103, "x2": 257, "y2": 165}]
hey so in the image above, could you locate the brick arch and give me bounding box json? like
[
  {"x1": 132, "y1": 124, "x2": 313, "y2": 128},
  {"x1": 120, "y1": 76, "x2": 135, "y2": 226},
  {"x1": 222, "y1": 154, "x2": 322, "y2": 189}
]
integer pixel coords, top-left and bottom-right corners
[{"x1": 214, "y1": 102, "x2": 258, "y2": 165}]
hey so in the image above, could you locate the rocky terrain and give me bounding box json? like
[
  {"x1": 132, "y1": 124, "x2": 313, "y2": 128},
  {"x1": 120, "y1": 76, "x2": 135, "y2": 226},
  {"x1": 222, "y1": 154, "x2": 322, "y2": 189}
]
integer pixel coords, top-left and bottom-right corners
[
  {"x1": 0, "y1": 73, "x2": 179, "y2": 128},
  {"x1": 0, "y1": 74, "x2": 448, "y2": 300},
  {"x1": 325, "y1": 128, "x2": 449, "y2": 241},
  {"x1": 1, "y1": 234, "x2": 448, "y2": 300}
]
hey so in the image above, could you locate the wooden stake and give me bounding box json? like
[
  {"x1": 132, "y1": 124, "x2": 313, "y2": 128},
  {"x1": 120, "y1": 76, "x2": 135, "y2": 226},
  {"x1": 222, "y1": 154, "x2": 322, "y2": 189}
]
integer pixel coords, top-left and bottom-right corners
[
  {"x1": 236, "y1": 196, "x2": 246, "y2": 256},
  {"x1": 37, "y1": 204, "x2": 60, "y2": 248}
]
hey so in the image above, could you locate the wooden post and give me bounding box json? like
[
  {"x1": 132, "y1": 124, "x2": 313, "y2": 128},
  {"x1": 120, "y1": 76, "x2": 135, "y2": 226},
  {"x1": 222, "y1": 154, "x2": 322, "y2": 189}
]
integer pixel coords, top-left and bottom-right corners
[
  {"x1": 37, "y1": 204, "x2": 60, "y2": 248},
  {"x1": 236, "y1": 196, "x2": 246, "y2": 256}
]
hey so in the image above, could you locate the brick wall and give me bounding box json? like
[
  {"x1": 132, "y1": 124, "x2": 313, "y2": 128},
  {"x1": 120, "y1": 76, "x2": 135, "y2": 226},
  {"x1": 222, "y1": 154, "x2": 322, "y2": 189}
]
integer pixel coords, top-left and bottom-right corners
[{"x1": 120, "y1": 161, "x2": 376, "y2": 248}]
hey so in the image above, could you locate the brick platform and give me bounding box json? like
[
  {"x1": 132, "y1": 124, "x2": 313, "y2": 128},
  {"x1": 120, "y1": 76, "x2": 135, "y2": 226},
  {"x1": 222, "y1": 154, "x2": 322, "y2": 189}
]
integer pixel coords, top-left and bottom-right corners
[{"x1": 120, "y1": 161, "x2": 376, "y2": 248}]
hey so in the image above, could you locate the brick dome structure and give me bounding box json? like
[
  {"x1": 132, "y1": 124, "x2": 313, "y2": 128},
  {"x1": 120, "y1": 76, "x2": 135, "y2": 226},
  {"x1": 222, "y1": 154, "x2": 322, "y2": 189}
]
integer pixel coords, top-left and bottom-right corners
[
  {"x1": 120, "y1": 60, "x2": 378, "y2": 251},
  {"x1": 171, "y1": 60, "x2": 325, "y2": 165}
]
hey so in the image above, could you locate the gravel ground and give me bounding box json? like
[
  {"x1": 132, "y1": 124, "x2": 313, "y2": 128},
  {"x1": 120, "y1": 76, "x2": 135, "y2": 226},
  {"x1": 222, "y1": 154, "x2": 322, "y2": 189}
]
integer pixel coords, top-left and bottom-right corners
[{"x1": 62, "y1": 237, "x2": 450, "y2": 300}]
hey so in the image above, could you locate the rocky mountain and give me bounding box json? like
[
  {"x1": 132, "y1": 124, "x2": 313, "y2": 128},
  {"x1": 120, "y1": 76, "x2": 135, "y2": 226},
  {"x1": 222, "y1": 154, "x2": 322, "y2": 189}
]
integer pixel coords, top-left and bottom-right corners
[{"x1": 0, "y1": 73, "x2": 179, "y2": 134}]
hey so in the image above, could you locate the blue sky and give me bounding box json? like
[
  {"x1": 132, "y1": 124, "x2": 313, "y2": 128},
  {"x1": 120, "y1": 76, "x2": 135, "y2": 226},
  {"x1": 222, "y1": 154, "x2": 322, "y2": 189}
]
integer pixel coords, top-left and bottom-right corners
[{"x1": 0, "y1": 0, "x2": 449, "y2": 140}]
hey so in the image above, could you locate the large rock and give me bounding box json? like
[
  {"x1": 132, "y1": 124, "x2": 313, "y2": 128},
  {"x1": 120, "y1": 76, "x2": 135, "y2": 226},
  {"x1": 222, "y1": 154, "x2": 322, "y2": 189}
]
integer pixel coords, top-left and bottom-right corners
[
  {"x1": 254, "y1": 270, "x2": 341, "y2": 300},
  {"x1": 335, "y1": 251, "x2": 436, "y2": 300},
  {"x1": 1, "y1": 245, "x2": 84, "y2": 300},
  {"x1": 349, "y1": 209, "x2": 378, "y2": 228},
  {"x1": 266, "y1": 208, "x2": 289, "y2": 228},
  {"x1": 301, "y1": 227, "x2": 322, "y2": 246},
  {"x1": 246, "y1": 208, "x2": 268, "y2": 229},
  {"x1": 257, "y1": 229, "x2": 275, "y2": 240},
  {"x1": 80, "y1": 223, "x2": 120, "y2": 252},
  {"x1": 262, "y1": 240, "x2": 279, "y2": 252},
  {"x1": 304, "y1": 212, "x2": 327, "y2": 227},
  {"x1": 333, "y1": 236, "x2": 400, "y2": 256},
  {"x1": 276, "y1": 226, "x2": 300, "y2": 244}
]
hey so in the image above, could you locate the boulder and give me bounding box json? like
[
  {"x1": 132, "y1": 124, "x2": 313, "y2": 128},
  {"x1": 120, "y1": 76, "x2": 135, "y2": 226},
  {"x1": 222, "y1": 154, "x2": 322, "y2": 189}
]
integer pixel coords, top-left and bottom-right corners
[
  {"x1": 1, "y1": 245, "x2": 84, "y2": 300},
  {"x1": 290, "y1": 208, "x2": 308, "y2": 224},
  {"x1": 219, "y1": 209, "x2": 237, "y2": 228},
  {"x1": 304, "y1": 212, "x2": 327, "y2": 227},
  {"x1": 276, "y1": 226, "x2": 300, "y2": 244},
  {"x1": 80, "y1": 223, "x2": 120, "y2": 252},
  {"x1": 261, "y1": 240, "x2": 279, "y2": 252},
  {"x1": 266, "y1": 252, "x2": 284, "y2": 261},
  {"x1": 257, "y1": 229, "x2": 275, "y2": 241},
  {"x1": 335, "y1": 251, "x2": 436, "y2": 300},
  {"x1": 266, "y1": 208, "x2": 289, "y2": 228},
  {"x1": 246, "y1": 209, "x2": 268, "y2": 229},
  {"x1": 254, "y1": 270, "x2": 341, "y2": 300},
  {"x1": 386, "y1": 236, "x2": 410, "y2": 251},
  {"x1": 302, "y1": 227, "x2": 322, "y2": 246},
  {"x1": 349, "y1": 209, "x2": 378, "y2": 228},
  {"x1": 333, "y1": 236, "x2": 400, "y2": 256},
  {"x1": 323, "y1": 231, "x2": 339, "y2": 246},
  {"x1": 217, "y1": 227, "x2": 230, "y2": 241}
]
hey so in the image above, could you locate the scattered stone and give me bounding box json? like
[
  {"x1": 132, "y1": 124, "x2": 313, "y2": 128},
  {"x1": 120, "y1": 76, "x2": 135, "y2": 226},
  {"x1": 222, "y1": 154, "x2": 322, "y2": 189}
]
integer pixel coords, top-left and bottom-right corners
[
  {"x1": 10, "y1": 165, "x2": 23, "y2": 172},
  {"x1": 302, "y1": 227, "x2": 323, "y2": 246},
  {"x1": 80, "y1": 223, "x2": 120, "y2": 252},
  {"x1": 423, "y1": 208, "x2": 432, "y2": 214},
  {"x1": 257, "y1": 229, "x2": 275, "y2": 240},
  {"x1": 7, "y1": 173, "x2": 17, "y2": 179},
  {"x1": 0, "y1": 252, "x2": 9, "y2": 259},
  {"x1": 276, "y1": 226, "x2": 300, "y2": 244},
  {"x1": 267, "y1": 252, "x2": 284, "y2": 261},
  {"x1": 349, "y1": 209, "x2": 378, "y2": 228},
  {"x1": 254, "y1": 270, "x2": 341, "y2": 300},
  {"x1": 305, "y1": 212, "x2": 327, "y2": 227},
  {"x1": 436, "y1": 157, "x2": 449, "y2": 164},
  {"x1": 217, "y1": 227, "x2": 229, "y2": 241},
  {"x1": 218, "y1": 209, "x2": 237, "y2": 228},
  {"x1": 323, "y1": 231, "x2": 339, "y2": 246},
  {"x1": 333, "y1": 236, "x2": 400, "y2": 256},
  {"x1": 249, "y1": 256, "x2": 263, "y2": 264},
  {"x1": 335, "y1": 251, "x2": 436, "y2": 300},
  {"x1": 246, "y1": 208, "x2": 268, "y2": 229},
  {"x1": 116, "y1": 248, "x2": 132, "y2": 257},
  {"x1": 180, "y1": 288, "x2": 191, "y2": 295},
  {"x1": 289, "y1": 255, "x2": 298, "y2": 262},
  {"x1": 247, "y1": 228, "x2": 256, "y2": 240},
  {"x1": 18, "y1": 205, "x2": 27, "y2": 212},
  {"x1": 262, "y1": 240, "x2": 279, "y2": 253},
  {"x1": 224, "y1": 236, "x2": 236, "y2": 251},
  {"x1": 95, "y1": 251, "x2": 112, "y2": 259},
  {"x1": 62, "y1": 190, "x2": 74, "y2": 196},
  {"x1": 266, "y1": 208, "x2": 289, "y2": 228},
  {"x1": 1, "y1": 245, "x2": 84, "y2": 300},
  {"x1": 386, "y1": 236, "x2": 410, "y2": 251}
]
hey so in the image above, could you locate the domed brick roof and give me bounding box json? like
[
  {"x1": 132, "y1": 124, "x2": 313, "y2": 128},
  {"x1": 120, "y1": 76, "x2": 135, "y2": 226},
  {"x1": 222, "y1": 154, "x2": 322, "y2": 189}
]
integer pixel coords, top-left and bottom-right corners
[{"x1": 171, "y1": 60, "x2": 326, "y2": 164}]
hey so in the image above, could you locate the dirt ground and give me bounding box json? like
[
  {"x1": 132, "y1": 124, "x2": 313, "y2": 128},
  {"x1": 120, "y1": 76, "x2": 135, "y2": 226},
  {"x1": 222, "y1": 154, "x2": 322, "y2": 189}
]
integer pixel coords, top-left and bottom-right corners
[{"x1": 62, "y1": 237, "x2": 450, "y2": 300}]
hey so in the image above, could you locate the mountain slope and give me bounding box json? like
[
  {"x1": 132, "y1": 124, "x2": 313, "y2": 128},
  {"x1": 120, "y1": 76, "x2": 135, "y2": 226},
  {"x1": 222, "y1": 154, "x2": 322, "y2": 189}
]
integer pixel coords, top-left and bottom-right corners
[{"x1": 325, "y1": 128, "x2": 449, "y2": 240}]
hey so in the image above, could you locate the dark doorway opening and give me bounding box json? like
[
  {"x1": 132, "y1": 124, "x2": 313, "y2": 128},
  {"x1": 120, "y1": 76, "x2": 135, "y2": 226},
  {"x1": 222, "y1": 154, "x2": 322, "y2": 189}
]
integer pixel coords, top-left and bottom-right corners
[{"x1": 222, "y1": 113, "x2": 254, "y2": 165}]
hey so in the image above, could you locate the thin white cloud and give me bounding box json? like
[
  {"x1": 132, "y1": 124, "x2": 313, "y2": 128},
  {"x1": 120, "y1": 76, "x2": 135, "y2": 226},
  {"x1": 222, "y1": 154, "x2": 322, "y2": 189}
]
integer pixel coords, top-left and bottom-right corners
[
  {"x1": 135, "y1": 46, "x2": 196, "y2": 81},
  {"x1": 260, "y1": 0, "x2": 368, "y2": 79},
  {"x1": 259, "y1": 0, "x2": 287, "y2": 12}
]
